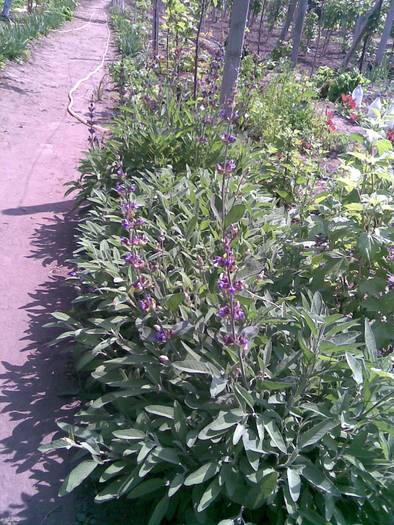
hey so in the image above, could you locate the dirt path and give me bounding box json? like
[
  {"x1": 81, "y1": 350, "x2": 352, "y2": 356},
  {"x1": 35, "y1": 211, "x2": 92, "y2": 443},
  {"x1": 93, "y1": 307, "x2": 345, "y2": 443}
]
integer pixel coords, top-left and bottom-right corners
[{"x1": 0, "y1": 1, "x2": 114, "y2": 523}]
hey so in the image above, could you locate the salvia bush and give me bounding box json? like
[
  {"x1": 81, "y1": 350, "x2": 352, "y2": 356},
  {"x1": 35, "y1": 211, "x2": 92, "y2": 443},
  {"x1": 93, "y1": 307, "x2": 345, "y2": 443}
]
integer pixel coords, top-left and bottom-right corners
[{"x1": 45, "y1": 9, "x2": 394, "y2": 525}]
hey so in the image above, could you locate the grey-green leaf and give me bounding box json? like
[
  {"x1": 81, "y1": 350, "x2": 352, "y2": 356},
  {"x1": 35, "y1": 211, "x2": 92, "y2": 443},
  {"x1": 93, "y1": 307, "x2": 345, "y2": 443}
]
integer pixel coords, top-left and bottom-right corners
[
  {"x1": 264, "y1": 419, "x2": 287, "y2": 454},
  {"x1": 59, "y1": 460, "x2": 98, "y2": 496},
  {"x1": 197, "y1": 476, "x2": 222, "y2": 512},
  {"x1": 302, "y1": 464, "x2": 340, "y2": 496},
  {"x1": 346, "y1": 352, "x2": 363, "y2": 385},
  {"x1": 298, "y1": 419, "x2": 338, "y2": 449},
  {"x1": 287, "y1": 468, "x2": 301, "y2": 502},
  {"x1": 184, "y1": 462, "x2": 219, "y2": 486},
  {"x1": 145, "y1": 405, "x2": 175, "y2": 419}
]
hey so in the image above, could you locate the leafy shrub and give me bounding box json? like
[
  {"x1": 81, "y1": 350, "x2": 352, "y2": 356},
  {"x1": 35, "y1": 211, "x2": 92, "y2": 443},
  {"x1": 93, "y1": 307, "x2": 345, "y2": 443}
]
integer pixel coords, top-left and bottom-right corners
[
  {"x1": 48, "y1": 138, "x2": 394, "y2": 525},
  {"x1": 240, "y1": 71, "x2": 328, "y2": 149},
  {"x1": 45, "y1": 11, "x2": 394, "y2": 525},
  {"x1": 314, "y1": 67, "x2": 369, "y2": 102}
]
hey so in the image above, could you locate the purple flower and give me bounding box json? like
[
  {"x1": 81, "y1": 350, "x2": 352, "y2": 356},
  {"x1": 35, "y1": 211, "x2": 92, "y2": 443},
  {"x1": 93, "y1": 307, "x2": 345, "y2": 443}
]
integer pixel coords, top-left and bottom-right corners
[
  {"x1": 221, "y1": 133, "x2": 236, "y2": 145},
  {"x1": 213, "y1": 253, "x2": 236, "y2": 272},
  {"x1": 115, "y1": 182, "x2": 126, "y2": 194},
  {"x1": 139, "y1": 296, "x2": 156, "y2": 312},
  {"x1": 218, "y1": 274, "x2": 230, "y2": 291},
  {"x1": 238, "y1": 335, "x2": 248, "y2": 351},
  {"x1": 121, "y1": 202, "x2": 139, "y2": 216},
  {"x1": 223, "y1": 335, "x2": 235, "y2": 345},
  {"x1": 234, "y1": 280, "x2": 244, "y2": 291},
  {"x1": 124, "y1": 253, "x2": 145, "y2": 268},
  {"x1": 154, "y1": 327, "x2": 172, "y2": 344},
  {"x1": 120, "y1": 236, "x2": 130, "y2": 246},
  {"x1": 388, "y1": 273, "x2": 394, "y2": 290},
  {"x1": 132, "y1": 234, "x2": 148, "y2": 246},
  {"x1": 121, "y1": 218, "x2": 131, "y2": 230},
  {"x1": 130, "y1": 183, "x2": 137, "y2": 193},
  {"x1": 218, "y1": 305, "x2": 231, "y2": 318},
  {"x1": 135, "y1": 217, "x2": 146, "y2": 226},
  {"x1": 388, "y1": 246, "x2": 394, "y2": 261},
  {"x1": 132, "y1": 276, "x2": 151, "y2": 291},
  {"x1": 233, "y1": 302, "x2": 245, "y2": 321},
  {"x1": 217, "y1": 159, "x2": 236, "y2": 174}
]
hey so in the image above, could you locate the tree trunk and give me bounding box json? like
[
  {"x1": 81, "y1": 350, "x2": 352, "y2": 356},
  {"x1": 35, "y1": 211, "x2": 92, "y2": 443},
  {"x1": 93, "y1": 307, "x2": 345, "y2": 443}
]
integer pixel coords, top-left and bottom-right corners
[
  {"x1": 376, "y1": 0, "x2": 394, "y2": 65},
  {"x1": 220, "y1": 0, "x2": 250, "y2": 109},
  {"x1": 257, "y1": 0, "x2": 267, "y2": 54},
  {"x1": 342, "y1": 0, "x2": 383, "y2": 68},
  {"x1": 291, "y1": 0, "x2": 308, "y2": 67},
  {"x1": 277, "y1": 0, "x2": 298, "y2": 44},
  {"x1": 193, "y1": 0, "x2": 206, "y2": 99},
  {"x1": 311, "y1": 0, "x2": 326, "y2": 74},
  {"x1": 359, "y1": 32, "x2": 370, "y2": 71},
  {"x1": 152, "y1": 0, "x2": 160, "y2": 57}
]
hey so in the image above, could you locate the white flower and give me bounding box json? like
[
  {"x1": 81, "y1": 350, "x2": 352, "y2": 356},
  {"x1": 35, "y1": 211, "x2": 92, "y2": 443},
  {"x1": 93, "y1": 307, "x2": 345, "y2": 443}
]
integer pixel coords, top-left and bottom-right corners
[{"x1": 352, "y1": 85, "x2": 363, "y2": 108}]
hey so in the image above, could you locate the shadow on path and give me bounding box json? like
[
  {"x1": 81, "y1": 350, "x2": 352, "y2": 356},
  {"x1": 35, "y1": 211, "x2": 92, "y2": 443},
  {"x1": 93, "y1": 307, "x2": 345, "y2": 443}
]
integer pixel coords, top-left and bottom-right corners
[{"x1": 0, "y1": 207, "x2": 78, "y2": 524}]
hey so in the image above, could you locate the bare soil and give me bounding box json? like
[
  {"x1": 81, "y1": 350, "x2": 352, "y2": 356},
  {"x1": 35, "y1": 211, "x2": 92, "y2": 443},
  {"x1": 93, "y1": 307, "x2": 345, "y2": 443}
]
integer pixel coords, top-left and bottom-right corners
[{"x1": 0, "y1": 1, "x2": 115, "y2": 522}]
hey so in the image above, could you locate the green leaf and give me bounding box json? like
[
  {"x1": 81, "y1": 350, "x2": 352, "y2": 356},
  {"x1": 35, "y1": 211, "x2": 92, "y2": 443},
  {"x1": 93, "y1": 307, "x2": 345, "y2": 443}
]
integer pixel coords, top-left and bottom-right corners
[
  {"x1": 165, "y1": 293, "x2": 184, "y2": 312},
  {"x1": 113, "y1": 428, "x2": 146, "y2": 440},
  {"x1": 298, "y1": 419, "x2": 338, "y2": 449},
  {"x1": 145, "y1": 405, "x2": 175, "y2": 419},
  {"x1": 59, "y1": 460, "x2": 98, "y2": 496},
  {"x1": 234, "y1": 384, "x2": 255, "y2": 410},
  {"x1": 184, "y1": 462, "x2": 219, "y2": 486},
  {"x1": 148, "y1": 495, "x2": 169, "y2": 525},
  {"x1": 128, "y1": 478, "x2": 165, "y2": 499},
  {"x1": 263, "y1": 419, "x2": 287, "y2": 454},
  {"x1": 287, "y1": 468, "x2": 301, "y2": 502},
  {"x1": 245, "y1": 470, "x2": 278, "y2": 509},
  {"x1": 197, "y1": 476, "x2": 222, "y2": 512},
  {"x1": 210, "y1": 375, "x2": 228, "y2": 397},
  {"x1": 152, "y1": 447, "x2": 179, "y2": 465},
  {"x1": 364, "y1": 319, "x2": 377, "y2": 362},
  {"x1": 168, "y1": 472, "x2": 184, "y2": 497},
  {"x1": 173, "y1": 360, "x2": 218, "y2": 375},
  {"x1": 346, "y1": 352, "x2": 363, "y2": 384},
  {"x1": 225, "y1": 204, "x2": 246, "y2": 227},
  {"x1": 302, "y1": 464, "x2": 340, "y2": 496}
]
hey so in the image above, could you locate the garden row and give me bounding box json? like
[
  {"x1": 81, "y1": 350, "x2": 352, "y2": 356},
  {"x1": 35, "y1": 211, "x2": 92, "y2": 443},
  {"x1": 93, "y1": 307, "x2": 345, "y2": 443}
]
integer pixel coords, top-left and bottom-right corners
[
  {"x1": 0, "y1": 0, "x2": 75, "y2": 65},
  {"x1": 45, "y1": 7, "x2": 394, "y2": 525}
]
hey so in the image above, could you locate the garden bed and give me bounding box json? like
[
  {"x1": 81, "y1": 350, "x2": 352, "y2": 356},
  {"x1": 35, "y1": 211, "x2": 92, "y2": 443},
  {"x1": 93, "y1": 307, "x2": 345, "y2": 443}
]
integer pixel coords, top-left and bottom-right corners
[{"x1": 44, "y1": 4, "x2": 394, "y2": 525}]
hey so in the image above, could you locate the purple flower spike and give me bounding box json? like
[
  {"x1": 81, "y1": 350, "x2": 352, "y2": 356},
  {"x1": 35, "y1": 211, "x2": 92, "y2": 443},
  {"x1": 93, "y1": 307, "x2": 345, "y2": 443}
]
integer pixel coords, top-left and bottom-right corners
[
  {"x1": 238, "y1": 335, "x2": 249, "y2": 351},
  {"x1": 218, "y1": 274, "x2": 230, "y2": 291},
  {"x1": 115, "y1": 182, "x2": 126, "y2": 194},
  {"x1": 154, "y1": 327, "x2": 172, "y2": 344},
  {"x1": 233, "y1": 301, "x2": 245, "y2": 321},
  {"x1": 221, "y1": 133, "x2": 236, "y2": 145},
  {"x1": 387, "y1": 273, "x2": 394, "y2": 290},
  {"x1": 218, "y1": 305, "x2": 231, "y2": 318},
  {"x1": 124, "y1": 253, "x2": 145, "y2": 269},
  {"x1": 139, "y1": 296, "x2": 156, "y2": 312},
  {"x1": 121, "y1": 218, "x2": 131, "y2": 230},
  {"x1": 217, "y1": 159, "x2": 236, "y2": 175}
]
